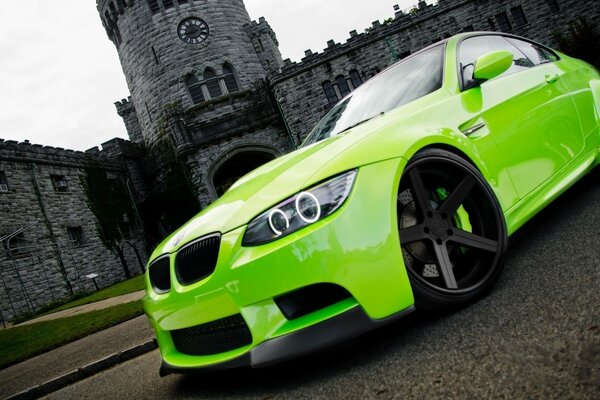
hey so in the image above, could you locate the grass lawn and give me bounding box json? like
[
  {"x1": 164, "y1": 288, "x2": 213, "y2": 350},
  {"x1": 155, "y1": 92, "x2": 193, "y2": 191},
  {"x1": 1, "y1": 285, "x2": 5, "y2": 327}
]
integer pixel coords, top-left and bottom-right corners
[
  {"x1": 49, "y1": 274, "x2": 146, "y2": 313},
  {"x1": 0, "y1": 301, "x2": 144, "y2": 369},
  {"x1": 12, "y1": 274, "x2": 147, "y2": 324}
]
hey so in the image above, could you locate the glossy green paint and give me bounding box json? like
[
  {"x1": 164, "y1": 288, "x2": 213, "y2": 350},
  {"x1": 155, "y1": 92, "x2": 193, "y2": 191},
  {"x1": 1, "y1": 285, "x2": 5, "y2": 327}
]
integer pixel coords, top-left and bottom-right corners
[
  {"x1": 473, "y1": 50, "x2": 514, "y2": 81},
  {"x1": 144, "y1": 32, "x2": 600, "y2": 370}
]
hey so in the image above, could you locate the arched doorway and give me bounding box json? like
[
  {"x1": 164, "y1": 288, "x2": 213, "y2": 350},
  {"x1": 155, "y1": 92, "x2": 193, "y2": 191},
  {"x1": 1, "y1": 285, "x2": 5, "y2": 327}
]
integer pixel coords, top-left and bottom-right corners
[{"x1": 211, "y1": 149, "x2": 277, "y2": 197}]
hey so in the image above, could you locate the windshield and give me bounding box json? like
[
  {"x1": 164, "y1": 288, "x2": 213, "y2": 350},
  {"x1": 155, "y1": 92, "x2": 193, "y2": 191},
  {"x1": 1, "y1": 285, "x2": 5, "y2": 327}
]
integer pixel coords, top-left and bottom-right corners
[{"x1": 302, "y1": 44, "x2": 445, "y2": 146}]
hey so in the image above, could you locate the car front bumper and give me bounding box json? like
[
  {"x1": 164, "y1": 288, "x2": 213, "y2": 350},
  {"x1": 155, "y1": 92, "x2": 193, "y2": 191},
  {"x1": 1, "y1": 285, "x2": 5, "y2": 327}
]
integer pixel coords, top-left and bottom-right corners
[{"x1": 144, "y1": 157, "x2": 415, "y2": 372}]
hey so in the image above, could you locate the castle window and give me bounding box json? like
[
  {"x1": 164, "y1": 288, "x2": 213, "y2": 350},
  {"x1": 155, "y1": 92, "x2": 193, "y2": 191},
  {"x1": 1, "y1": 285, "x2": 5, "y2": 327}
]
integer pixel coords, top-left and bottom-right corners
[
  {"x1": 116, "y1": 0, "x2": 126, "y2": 13},
  {"x1": 222, "y1": 64, "x2": 239, "y2": 93},
  {"x1": 488, "y1": 17, "x2": 496, "y2": 31},
  {"x1": 147, "y1": 0, "x2": 161, "y2": 14},
  {"x1": 187, "y1": 64, "x2": 243, "y2": 105},
  {"x1": 336, "y1": 75, "x2": 351, "y2": 98},
  {"x1": 545, "y1": 0, "x2": 560, "y2": 12},
  {"x1": 204, "y1": 68, "x2": 223, "y2": 98},
  {"x1": 349, "y1": 70, "x2": 363, "y2": 89},
  {"x1": 510, "y1": 6, "x2": 527, "y2": 27},
  {"x1": 495, "y1": 12, "x2": 512, "y2": 32},
  {"x1": 323, "y1": 81, "x2": 339, "y2": 106},
  {"x1": 323, "y1": 70, "x2": 364, "y2": 106},
  {"x1": 67, "y1": 227, "x2": 86, "y2": 247},
  {"x1": 187, "y1": 75, "x2": 205, "y2": 104},
  {"x1": 0, "y1": 171, "x2": 9, "y2": 192},
  {"x1": 163, "y1": 0, "x2": 175, "y2": 10},
  {"x1": 108, "y1": 2, "x2": 118, "y2": 19},
  {"x1": 51, "y1": 175, "x2": 69, "y2": 193},
  {"x1": 4, "y1": 232, "x2": 29, "y2": 256}
]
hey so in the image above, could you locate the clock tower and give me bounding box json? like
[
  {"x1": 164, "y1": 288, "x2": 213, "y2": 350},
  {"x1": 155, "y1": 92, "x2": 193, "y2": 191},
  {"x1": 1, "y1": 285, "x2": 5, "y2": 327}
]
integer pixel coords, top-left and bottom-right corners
[{"x1": 97, "y1": 0, "x2": 290, "y2": 212}]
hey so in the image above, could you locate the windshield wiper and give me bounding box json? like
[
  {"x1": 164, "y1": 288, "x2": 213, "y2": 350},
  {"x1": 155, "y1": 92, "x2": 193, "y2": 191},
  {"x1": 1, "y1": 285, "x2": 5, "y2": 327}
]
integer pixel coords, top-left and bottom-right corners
[{"x1": 337, "y1": 113, "x2": 383, "y2": 135}]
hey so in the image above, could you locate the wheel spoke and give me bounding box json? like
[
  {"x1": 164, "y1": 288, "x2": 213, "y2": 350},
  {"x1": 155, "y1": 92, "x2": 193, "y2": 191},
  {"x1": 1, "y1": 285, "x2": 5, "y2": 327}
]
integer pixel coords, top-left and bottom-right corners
[
  {"x1": 433, "y1": 243, "x2": 458, "y2": 289},
  {"x1": 451, "y1": 229, "x2": 498, "y2": 253},
  {"x1": 408, "y1": 168, "x2": 432, "y2": 217},
  {"x1": 440, "y1": 175, "x2": 476, "y2": 216},
  {"x1": 399, "y1": 224, "x2": 427, "y2": 244}
]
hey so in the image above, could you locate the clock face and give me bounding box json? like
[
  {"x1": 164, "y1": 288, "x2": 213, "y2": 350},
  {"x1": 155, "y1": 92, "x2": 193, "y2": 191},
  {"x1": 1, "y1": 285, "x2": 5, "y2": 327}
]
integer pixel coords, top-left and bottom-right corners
[{"x1": 178, "y1": 17, "x2": 209, "y2": 44}]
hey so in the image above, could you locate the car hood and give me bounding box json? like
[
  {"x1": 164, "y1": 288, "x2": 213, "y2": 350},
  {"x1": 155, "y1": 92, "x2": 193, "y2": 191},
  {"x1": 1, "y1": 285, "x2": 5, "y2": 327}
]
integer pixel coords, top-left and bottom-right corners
[{"x1": 152, "y1": 90, "x2": 451, "y2": 258}]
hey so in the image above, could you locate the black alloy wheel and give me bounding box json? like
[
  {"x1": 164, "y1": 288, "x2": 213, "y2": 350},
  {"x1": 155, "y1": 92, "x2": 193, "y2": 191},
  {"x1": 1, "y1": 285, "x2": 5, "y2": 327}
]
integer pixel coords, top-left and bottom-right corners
[{"x1": 397, "y1": 148, "x2": 507, "y2": 310}]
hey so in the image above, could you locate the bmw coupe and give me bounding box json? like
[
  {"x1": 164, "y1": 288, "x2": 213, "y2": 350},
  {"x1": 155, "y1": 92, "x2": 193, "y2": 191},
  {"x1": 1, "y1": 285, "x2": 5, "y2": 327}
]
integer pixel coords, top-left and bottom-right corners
[{"x1": 144, "y1": 32, "x2": 600, "y2": 374}]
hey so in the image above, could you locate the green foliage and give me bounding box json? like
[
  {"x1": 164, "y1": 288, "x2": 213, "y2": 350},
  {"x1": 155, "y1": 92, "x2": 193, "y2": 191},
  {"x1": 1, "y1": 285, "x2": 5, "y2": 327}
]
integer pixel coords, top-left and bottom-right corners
[
  {"x1": 0, "y1": 301, "x2": 144, "y2": 369},
  {"x1": 555, "y1": 18, "x2": 600, "y2": 69},
  {"x1": 81, "y1": 160, "x2": 134, "y2": 252}
]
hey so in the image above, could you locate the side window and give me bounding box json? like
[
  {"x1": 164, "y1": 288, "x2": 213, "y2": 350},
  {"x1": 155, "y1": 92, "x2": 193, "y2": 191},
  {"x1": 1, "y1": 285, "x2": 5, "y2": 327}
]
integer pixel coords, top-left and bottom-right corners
[
  {"x1": 459, "y1": 35, "x2": 534, "y2": 89},
  {"x1": 506, "y1": 38, "x2": 558, "y2": 65}
]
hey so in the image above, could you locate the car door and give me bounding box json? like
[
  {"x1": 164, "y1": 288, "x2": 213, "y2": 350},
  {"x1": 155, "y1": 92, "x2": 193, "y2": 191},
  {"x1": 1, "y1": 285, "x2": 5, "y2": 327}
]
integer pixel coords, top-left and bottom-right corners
[{"x1": 458, "y1": 34, "x2": 584, "y2": 199}]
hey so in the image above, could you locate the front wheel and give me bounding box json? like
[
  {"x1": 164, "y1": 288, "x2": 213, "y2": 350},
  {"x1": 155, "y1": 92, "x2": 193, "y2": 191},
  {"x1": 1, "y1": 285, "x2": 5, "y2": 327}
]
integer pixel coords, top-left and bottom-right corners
[{"x1": 397, "y1": 149, "x2": 508, "y2": 310}]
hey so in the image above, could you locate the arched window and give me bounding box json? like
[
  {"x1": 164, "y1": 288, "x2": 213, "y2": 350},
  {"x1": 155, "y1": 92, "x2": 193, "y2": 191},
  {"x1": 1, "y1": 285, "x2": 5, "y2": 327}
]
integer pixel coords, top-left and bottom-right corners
[
  {"x1": 222, "y1": 64, "x2": 239, "y2": 93},
  {"x1": 203, "y1": 68, "x2": 222, "y2": 98},
  {"x1": 116, "y1": 0, "x2": 126, "y2": 13},
  {"x1": 349, "y1": 70, "x2": 362, "y2": 89},
  {"x1": 187, "y1": 74, "x2": 205, "y2": 104},
  {"x1": 335, "y1": 75, "x2": 351, "y2": 98},
  {"x1": 108, "y1": 2, "x2": 118, "y2": 19},
  {"x1": 186, "y1": 64, "x2": 243, "y2": 104},
  {"x1": 104, "y1": 11, "x2": 112, "y2": 24},
  {"x1": 322, "y1": 70, "x2": 364, "y2": 106},
  {"x1": 323, "y1": 81, "x2": 339, "y2": 106},
  {"x1": 147, "y1": 0, "x2": 160, "y2": 14}
]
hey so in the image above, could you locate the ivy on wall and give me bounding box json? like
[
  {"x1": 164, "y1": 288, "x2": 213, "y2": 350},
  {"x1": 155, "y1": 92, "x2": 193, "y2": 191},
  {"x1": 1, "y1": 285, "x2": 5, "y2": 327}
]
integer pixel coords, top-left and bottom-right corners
[{"x1": 81, "y1": 160, "x2": 134, "y2": 252}]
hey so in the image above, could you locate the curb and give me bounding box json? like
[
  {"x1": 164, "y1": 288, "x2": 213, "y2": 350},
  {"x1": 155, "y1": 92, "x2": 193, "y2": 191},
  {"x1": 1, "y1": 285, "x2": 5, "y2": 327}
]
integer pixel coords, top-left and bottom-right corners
[{"x1": 7, "y1": 339, "x2": 157, "y2": 400}]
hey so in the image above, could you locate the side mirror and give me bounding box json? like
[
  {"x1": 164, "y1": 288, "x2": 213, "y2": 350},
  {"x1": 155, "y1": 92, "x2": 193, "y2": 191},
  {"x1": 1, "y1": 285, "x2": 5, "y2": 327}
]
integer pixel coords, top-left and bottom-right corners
[{"x1": 473, "y1": 50, "x2": 514, "y2": 82}]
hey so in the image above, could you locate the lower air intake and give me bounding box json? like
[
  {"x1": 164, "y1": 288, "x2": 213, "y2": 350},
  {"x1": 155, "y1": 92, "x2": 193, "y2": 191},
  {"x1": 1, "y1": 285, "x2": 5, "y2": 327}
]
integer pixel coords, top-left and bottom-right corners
[
  {"x1": 171, "y1": 314, "x2": 252, "y2": 356},
  {"x1": 275, "y1": 283, "x2": 352, "y2": 320}
]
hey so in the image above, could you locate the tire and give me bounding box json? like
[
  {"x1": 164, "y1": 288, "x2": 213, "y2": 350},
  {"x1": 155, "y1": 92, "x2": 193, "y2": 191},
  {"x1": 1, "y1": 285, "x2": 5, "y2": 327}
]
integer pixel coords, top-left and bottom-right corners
[{"x1": 397, "y1": 148, "x2": 508, "y2": 311}]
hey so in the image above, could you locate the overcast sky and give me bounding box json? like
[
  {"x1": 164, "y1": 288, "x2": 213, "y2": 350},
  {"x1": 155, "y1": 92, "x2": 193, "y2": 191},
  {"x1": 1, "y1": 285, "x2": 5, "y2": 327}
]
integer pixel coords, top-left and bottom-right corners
[{"x1": 0, "y1": 0, "x2": 428, "y2": 151}]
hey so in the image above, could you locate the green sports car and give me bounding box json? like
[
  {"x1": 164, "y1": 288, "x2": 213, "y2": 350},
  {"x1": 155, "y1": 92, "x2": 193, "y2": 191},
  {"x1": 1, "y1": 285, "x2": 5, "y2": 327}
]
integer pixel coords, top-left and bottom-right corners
[{"x1": 144, "y1": 32, "x2": 600, "y2": 375}]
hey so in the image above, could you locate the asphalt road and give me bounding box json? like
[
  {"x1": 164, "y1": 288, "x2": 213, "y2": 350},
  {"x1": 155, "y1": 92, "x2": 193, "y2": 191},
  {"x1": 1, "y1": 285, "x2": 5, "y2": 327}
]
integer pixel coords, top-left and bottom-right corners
[{"x1": 46, "y1": 169, "x2": 600, "y2": 399}]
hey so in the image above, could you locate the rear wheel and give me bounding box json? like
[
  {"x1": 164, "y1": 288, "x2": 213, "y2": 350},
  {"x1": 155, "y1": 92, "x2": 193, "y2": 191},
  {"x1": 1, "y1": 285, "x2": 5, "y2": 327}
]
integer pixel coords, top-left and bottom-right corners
[{"x1": 397, "y1": 149, "x2": 507, "y2": 310}]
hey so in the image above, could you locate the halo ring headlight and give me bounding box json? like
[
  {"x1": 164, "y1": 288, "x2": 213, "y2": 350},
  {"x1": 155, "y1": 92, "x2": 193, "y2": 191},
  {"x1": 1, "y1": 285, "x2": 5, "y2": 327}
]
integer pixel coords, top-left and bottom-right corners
[
  {"x1": 268, "y1": 209, "x2": 289, "y2": 235},
  {"x1": 295, "y1": 191, "x2": 321, "y2": 224}
]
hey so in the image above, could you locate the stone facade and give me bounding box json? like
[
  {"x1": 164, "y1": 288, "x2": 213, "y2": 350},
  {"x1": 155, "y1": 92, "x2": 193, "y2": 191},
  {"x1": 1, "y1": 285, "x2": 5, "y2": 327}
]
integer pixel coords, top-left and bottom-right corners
[{"x1": 0, "y1": 139, "x2": 148, "y2": 323}]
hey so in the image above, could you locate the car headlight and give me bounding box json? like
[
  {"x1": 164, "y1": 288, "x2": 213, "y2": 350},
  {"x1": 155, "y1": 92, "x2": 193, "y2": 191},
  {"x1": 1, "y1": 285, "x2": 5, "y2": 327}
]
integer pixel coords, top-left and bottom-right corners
[{"x1": 242, "y1": 170, "x2": 357, "y2": 246}]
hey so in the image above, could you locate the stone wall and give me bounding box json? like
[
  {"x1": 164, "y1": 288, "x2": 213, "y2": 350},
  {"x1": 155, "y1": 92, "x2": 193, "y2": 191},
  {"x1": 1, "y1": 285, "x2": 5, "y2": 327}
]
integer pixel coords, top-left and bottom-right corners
[
  {"x1": 272, "y1": 0, "x2": 600, "y2": 144},
  {"x1": 0, "y1": 139, "x2": 148, "y2": 322}
]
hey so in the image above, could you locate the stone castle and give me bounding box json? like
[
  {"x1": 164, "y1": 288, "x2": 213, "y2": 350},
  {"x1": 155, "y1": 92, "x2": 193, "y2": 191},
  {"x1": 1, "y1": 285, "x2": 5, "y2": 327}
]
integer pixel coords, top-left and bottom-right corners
[{"x1": 0, "y1": 0, "x2": 596, "y2": 322}]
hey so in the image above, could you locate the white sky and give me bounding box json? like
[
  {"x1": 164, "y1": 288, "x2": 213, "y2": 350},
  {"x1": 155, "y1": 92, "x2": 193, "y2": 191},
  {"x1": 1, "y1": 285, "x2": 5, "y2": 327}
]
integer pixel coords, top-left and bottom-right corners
[{"x1": 0, "y1": 0, "x2": 426, "y2": 151}]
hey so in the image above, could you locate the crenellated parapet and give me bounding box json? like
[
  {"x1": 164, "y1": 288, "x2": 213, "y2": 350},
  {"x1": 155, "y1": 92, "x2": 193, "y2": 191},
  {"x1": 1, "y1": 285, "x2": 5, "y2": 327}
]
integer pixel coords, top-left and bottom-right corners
[
  {"x1": 274, "y1": 0, "x2": 460, "y2": 83},
  {"x1": 245, "y1": 16, "x2": 284, "y2": 76}
]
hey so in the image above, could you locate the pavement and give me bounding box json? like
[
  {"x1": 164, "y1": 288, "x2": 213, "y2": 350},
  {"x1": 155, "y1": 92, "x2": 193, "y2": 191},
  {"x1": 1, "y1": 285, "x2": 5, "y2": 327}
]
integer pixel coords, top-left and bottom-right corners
[
  {"x1": 0, "y1": 291, "x2": 155, "y2": 400},
  {"x1": 14, "y1": 290, "x2": 146, "y2": 327}
]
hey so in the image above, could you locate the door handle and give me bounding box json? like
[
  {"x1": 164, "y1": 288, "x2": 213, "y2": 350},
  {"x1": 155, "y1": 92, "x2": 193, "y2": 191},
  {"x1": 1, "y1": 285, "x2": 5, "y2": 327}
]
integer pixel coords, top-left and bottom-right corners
[{"x1": 545, "y1": 73, "x2": 559, "y2": 84}]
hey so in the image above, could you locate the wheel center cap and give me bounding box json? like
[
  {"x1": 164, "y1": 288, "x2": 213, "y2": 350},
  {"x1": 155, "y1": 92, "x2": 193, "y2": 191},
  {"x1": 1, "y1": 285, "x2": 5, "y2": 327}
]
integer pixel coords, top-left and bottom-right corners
[{"x1": 429, "y1": 215, "x2": 449, "y2": 238}]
